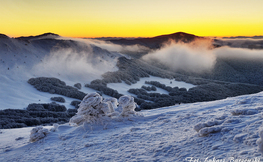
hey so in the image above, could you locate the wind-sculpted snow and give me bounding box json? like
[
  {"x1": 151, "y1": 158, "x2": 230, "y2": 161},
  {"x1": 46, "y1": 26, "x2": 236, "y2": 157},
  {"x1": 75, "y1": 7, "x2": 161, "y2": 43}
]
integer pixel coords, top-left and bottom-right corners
[
  {"x1": 194, "y1": 120, "x2": 224, "y2": 133},
  {"x1": 191, "y1": 94, "x2": 263, "y2": 156}
]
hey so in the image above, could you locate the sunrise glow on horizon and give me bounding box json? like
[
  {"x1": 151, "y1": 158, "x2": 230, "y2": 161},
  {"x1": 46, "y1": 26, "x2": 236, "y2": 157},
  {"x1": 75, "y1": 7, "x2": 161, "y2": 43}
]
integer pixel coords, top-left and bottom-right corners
[{"x1": 0, "y1": 0, "x2": 263, "y2": 38}]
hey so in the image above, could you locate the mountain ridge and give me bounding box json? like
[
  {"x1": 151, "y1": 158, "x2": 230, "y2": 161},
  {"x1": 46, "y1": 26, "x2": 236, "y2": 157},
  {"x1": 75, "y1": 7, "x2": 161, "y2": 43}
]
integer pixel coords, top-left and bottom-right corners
[
  {"x1": 16, "y1": 32, "x2": 60, "y2": 41},
  {"x1": 107, "y1": 32, "x2": 204, "y2": 49}
]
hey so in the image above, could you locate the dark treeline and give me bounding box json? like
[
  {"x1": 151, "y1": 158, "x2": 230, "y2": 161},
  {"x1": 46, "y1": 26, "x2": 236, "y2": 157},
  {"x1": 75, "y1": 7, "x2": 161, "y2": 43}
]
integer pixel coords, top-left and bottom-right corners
[{"x1": 0, "y1": 103, "x2": 77, "y2": 129}]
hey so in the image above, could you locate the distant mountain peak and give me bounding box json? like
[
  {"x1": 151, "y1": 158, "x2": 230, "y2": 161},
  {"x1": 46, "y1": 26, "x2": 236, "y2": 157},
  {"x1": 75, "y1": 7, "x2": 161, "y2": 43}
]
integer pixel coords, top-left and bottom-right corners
[
  {"x1": 16, "y1": 32, "x2": 60, "y2": 41},
  {"x1": 107, "y1": 32, "x2": 202, "y2": 49},
  {"x1": 37, "y1": 32, "x2": 60, "y2": 37},
  {"x1": 0, "y1": 33, "x2": 9, "y2": 39},
  {"x1": 152, "y1": 32, "x2": 201, "y2": 39}
]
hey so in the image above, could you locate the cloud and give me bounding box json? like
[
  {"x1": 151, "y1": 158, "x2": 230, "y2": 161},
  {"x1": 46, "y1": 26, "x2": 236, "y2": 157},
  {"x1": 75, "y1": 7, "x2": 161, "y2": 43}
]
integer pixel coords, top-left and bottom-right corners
[
  {"x1": 142, "y1": 39, "x2": 216, "y2": 73},
  {"x1": 214, "y1": 46, "x2": 263, "y2": 60},
  {"x1": 142, "y1": 39, "x2": 263, "y2": 73},
  {"x1": 31, "y1": 47, "x2": 117, "y2": 83},
  {"x1": 214, "y1": 38, "x2": 263, "y2": 49},
  {"x1": 57, "y1": 37, "x2": 150, "y2": 53}
]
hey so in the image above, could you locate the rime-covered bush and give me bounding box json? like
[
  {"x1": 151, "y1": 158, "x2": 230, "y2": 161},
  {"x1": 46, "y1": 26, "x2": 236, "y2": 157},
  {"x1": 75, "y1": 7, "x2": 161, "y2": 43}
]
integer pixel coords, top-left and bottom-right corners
[
  {"x1": 70, "y1": 93, "x2": 117, "y2": 125},
  {"x1": 74, "y1": 83, "x2": 82, "y2": 89},
  {"x1": 29, "y1": 126, "x2": 49, "y2": 142},
  {"x1": 69, "y1": 93, "x2": 141, "y2": 125},
  {"x1": 119, "y1": 95, "x2": 137, "y2": 117},
  {"x1": 104, "y1": 98, "x2": 118, "y2": 111},
  {"x1": 50, "y1": 97, "x2": 65, "y2": 103},
  {"x1": 50, "y1": 123, "x2": 59, "y2": 132}
]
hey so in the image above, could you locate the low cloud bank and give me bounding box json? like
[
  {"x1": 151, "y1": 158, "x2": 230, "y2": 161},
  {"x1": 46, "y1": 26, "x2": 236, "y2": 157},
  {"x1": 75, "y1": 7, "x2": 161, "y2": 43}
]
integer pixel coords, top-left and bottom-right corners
[
  {"x1": 142, "y1": 39, "x2": 216, "y2": 73},
  {"x1": 58, "y1": 37, "x2": 150, "y2": 53},
  {"x1": 32, "y1": 48, "x2": 117, "y2": 83},
  {"x1": 142, "y1": 39, "x2": 263, "y2": 73}
]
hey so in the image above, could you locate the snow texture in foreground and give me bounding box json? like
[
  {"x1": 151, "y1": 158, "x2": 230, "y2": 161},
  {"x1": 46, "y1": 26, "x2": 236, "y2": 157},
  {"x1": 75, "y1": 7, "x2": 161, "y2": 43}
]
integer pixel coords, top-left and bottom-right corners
[{"x1": 2, "y1": 92, "x2": 263, "y2": 161}]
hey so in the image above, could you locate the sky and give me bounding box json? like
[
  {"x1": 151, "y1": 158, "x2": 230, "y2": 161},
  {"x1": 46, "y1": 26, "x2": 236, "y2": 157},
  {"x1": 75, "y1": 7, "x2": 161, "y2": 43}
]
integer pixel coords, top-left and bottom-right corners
[{"x1": 0, "y1": 0, "x2": 263, "y2": 38}]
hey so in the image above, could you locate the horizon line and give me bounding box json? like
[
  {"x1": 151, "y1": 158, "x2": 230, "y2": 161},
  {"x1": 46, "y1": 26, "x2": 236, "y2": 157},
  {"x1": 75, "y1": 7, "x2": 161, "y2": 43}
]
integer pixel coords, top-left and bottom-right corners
[{"x1": 2, "y1": 32, "x2": 263, "y2": 39}]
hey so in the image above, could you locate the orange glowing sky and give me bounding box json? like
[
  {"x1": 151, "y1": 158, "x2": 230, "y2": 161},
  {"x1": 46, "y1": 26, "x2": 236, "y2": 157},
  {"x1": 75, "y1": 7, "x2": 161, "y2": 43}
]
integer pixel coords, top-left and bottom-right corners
[{"x1": 0, "y1": 0, "x2": 263, "y2": 38}]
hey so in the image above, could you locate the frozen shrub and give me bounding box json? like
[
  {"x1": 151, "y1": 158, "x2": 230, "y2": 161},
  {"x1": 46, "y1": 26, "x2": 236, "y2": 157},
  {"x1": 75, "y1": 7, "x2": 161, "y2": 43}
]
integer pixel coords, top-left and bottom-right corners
[
  {"x1": 119, "y1": 95, "x2": 137, "y2": 117},
  {"x1": 50, "y1": 123, "x2": 59, "y2": 132},
  {"x1": 70, "y1": 100, "x2": 81, "y2": 109},
  {"x1": 0, "y1": 102, "x2": 74, "y2": 129},
  {"x1": 69, "y1": 93, "x2": 116, "y2": 125},
  {"x1": 26, "y1": 104, "x2": 46, "y2": 111},
  {"x1": 104, "y1": 98, "x2": 118, "y2": 108},
  {"x1": 50, "y1": 97, "x2": 65, "y2": 103},
  {"x1": 67, "y1": 108, "x2": 77, "y2": 116},
  {"x1": 151, "y1": 86, "x2": 157, "y2": 91},
  {"x1": 28, "y1": 77, "x2": 86, "y2": 100},
  {"x1": 104, "y1": 98, "x2": 118, "y2": 112},
  {"x1": 27, "y1": 103, "x2": 67, "y2": 112},
  {"x1": 29, "y1": 126, "x2": 49, "y2": 142},
  {"x1": 74, "y1": 83, "x2": 82, "y2": 89},
  {"x1": 85, "y1": 84, "x2": 122, "y2": 99}
]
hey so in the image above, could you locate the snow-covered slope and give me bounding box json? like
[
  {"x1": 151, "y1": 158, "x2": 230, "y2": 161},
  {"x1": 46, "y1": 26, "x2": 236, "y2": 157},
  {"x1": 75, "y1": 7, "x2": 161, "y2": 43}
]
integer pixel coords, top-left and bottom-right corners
[
  {"x1": 108, "y1": 75, "x2": 195, "y2": 96},
  {"x1": 1, "y1": 92, "x2": 263, "y2": 161},
  {"x1": 0, "y1": 36, "x2": 122, "y2": 109}
]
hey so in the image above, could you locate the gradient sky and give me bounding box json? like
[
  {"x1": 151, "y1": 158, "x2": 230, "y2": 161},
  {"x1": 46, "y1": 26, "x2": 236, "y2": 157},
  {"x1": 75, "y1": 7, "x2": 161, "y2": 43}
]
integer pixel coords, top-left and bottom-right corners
[{"x1": 0, "y1": 0, "x2": 262, "y2": 37}]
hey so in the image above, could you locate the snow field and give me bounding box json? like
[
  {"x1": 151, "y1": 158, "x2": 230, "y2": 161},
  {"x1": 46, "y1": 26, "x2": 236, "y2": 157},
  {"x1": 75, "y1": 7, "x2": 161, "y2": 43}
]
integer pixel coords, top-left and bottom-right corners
[
  {"x1": 107, "y1": 75, "x2": 195, "y2": 97},
  {"x1": 1, "y1": 92, "x2": 263, "y2": 161}
]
